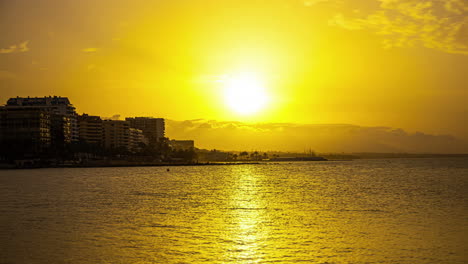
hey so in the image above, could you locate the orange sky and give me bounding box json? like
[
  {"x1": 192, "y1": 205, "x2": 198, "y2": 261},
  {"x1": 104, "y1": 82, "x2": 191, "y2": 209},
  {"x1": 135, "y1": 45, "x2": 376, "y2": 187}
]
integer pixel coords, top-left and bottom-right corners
[{"x1": 1, "y1": 0, "x2": 467, "y2": 145}]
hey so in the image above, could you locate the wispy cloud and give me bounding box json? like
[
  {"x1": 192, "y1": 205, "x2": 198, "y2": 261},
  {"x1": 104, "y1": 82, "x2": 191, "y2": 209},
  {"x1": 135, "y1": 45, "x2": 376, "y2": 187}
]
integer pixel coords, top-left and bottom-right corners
[
  {"x1": 328, "y1": 0, "x2": 468, "y2": 54},
  {"x1": 0, "y1": 41, "x2": 30, "y2": 54}
]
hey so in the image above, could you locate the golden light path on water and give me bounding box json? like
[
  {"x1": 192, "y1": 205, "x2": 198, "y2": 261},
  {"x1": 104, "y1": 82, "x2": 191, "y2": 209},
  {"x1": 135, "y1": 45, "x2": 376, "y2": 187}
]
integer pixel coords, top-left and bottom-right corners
[
  {"x1": 224, "y1": 166, "x2": 265, "y2": 262},
  {"x1": 219, "y1": 165, "x2": 330, "y2": 263}
]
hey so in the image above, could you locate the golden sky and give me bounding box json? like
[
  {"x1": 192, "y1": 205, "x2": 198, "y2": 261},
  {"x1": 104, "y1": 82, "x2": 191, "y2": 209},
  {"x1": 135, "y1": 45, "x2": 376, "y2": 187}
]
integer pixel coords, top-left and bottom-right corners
[{"x1": 1, "y1": 0, "x2": 467, "y2": 145}]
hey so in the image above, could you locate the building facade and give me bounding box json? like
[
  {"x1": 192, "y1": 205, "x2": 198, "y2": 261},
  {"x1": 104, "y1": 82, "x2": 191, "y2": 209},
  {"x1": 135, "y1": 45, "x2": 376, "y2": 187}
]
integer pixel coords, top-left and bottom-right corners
[
  {"x1": 0, "y1": 107, "x2": 52, "y2": 157},
  {"x1": 125, "y1": 117, "x2": 165, "y2": 145},
  {"x1": 78, "y1": 114, "x2": 103, "y2": 145},
  {"x1": 102, "y1": 120, "x2": 148, "y2": 152},
  {"x1": 51, "y1": 114, "x2": 72, "y2": 147},
  {"x1": 102, "y1": 120, "x2": 130, "y2": 150},
  {"x1": 5, "y1": 96, "x2": 79, "y2": 142},
  {"x1": 129, "y1": 128, "x2": 147, "y2": 153}
]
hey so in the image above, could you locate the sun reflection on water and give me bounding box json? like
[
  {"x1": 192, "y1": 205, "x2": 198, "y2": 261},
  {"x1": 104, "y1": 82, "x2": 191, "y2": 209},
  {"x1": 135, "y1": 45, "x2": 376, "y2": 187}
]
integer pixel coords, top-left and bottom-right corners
[{"x1": 223, "y1": 166, "x2": 267, "y2": 263}]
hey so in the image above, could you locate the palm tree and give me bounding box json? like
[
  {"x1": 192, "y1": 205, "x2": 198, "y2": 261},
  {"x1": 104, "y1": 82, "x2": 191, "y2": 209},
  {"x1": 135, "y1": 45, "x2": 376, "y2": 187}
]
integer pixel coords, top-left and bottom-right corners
[
  {"x1": 239, "y1": 151, "x2": 248, "y2": 160},
  {"x1": 250, "y1": 151, "x2": 259, "y2": 161}
]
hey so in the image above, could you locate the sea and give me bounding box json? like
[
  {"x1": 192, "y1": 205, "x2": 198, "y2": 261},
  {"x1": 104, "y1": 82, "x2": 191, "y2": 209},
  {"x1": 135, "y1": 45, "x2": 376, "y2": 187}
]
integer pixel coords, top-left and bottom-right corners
[{"x1": 0, "y1": 158, "x2": 467, "y2": 264}]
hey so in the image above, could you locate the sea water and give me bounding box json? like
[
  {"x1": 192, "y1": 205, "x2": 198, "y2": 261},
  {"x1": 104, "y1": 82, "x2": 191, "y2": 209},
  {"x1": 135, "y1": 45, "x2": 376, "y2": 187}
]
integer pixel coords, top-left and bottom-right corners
[{"x1": 1, "y1": 158, "x2": 467, "y2": 263}]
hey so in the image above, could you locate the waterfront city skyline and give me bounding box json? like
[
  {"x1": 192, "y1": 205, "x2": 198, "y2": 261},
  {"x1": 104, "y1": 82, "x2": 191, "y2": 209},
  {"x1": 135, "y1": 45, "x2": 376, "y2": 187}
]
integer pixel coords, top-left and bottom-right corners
[
  {"x1": 1, "y1": 0, "x2": 467, "y2": 153},
  {"x1": 2, "y1": 95, "x2": 466, "y2": 154}
]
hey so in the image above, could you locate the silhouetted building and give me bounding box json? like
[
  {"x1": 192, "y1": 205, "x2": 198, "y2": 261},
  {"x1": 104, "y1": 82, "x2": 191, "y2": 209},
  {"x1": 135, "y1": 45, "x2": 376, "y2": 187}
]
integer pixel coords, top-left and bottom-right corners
[
  {"x1": 78, "y1": 114, "x2": 103, "y2": 145},
  {"x1": 0, "y1": 107, "x2": 52, "y2": 157},
  {"x1": 129, "y1": 128, "x2": 147, "y2": 152},
  {"x1": 103, "y1": 120, "x2": 130, "y2": 150},
  {"x1": 102, "y1": 120, "x2": 148, "y2": 152},
  {"x1": 5, "y1": 96, "x2": 79, "y2": 142},
  {"x1": 51, "y1": 114, "x2": 72, "y2": 147},
  {"x1": 125, "y1": 117, "x2": 165, "y2": 144},
  {"x1": 170, "y1": 140, "x2": 195, "y2": 151}
]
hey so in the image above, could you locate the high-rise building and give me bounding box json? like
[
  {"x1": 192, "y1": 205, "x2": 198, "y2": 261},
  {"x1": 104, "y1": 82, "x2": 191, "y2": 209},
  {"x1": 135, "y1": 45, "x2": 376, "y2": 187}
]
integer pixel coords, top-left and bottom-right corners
[
  {"x1": 78, "y1": 114, "x2": 103, "y2": 145},
  {"x1": 102, "y1": 120, "x2": 130, "y2": 150},
  {"x1": 5, "y1": 96, "x2": 79, "y2": 142},
  {"x1": 125, "y1": 117, "x2": 165, "y2": 144},
  {"x1": 51, "y1": 114, "x2": 72, "y2": 147},
  {"x1": 0, "y1": 107, "x2": 52, "y2": 157},
  {"x1": 129, "y1": 128, "x2": 147, "y2": 152}
]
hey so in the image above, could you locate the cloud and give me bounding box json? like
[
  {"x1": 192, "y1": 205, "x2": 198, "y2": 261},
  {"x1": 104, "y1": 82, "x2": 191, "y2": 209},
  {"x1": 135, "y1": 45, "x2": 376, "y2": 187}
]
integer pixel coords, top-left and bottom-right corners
[
  {"x1": 82, "y1": 48, "x2": 99, "y2": 53},
  {"x1": 166, "y1": 119, "x2": 468, "y2": 153},
  {"x1": 0, "y1": 41, "x2": 30, "y2": 54},
  {"x1": 328, "y1": 0, "x2": 468, "y2": 54}
]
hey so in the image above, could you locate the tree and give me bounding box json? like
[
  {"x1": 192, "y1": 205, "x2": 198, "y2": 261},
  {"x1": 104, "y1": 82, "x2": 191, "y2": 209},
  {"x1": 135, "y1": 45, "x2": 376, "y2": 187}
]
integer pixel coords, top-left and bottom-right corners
[
  {"x1": 250, "y1": 151, "x2": 259, "y2": 161},
  {"x1": 239, "y1": 151, "x2": 248, "y2": 160}
]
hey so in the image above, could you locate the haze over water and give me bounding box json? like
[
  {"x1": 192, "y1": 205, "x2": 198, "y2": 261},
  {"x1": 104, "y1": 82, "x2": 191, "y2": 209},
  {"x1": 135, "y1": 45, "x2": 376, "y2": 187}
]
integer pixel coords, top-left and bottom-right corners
[{"x1": 1, "y1": 158, "x2": 467, "y2": 263}]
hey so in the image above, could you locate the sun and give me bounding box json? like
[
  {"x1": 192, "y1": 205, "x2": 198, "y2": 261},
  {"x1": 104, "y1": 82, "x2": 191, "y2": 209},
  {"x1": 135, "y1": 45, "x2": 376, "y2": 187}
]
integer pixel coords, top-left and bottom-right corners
[{"x1": 222, "y1": 72, "x2": 270, "y2": 115}]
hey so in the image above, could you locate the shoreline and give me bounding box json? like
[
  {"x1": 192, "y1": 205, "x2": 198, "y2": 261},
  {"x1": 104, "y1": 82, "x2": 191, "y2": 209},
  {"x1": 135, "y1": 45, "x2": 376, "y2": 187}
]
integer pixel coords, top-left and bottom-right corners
[
  {"x1": 0, "y1": 156, "x2": 327, "y2": 170},
  {"x1": 0, "y1": 161, "x2": 262, "y2": 170},
  {"x1": 3, "y1": 155, "x2": 466, "y2": 170}
]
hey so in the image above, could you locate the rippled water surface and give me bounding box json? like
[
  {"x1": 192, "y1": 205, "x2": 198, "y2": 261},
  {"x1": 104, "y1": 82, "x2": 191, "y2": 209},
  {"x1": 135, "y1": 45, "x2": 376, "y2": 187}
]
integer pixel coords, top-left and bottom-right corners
[{"x1": 1, "y1": 158, "x2": 467, "y2": 263}]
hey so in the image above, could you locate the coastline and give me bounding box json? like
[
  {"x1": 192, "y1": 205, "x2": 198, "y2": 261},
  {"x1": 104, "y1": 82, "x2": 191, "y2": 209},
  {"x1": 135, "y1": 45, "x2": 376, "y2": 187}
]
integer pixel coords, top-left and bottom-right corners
[
  {"x1": 0, "y1": 156, "x2": 328, "y2": 170},
  {"x1": 0, "y1": 161, "x2": 262, "y2": 170},
  {"x1": 4, "y1": 155, "x2": 466, "y2": 170}
]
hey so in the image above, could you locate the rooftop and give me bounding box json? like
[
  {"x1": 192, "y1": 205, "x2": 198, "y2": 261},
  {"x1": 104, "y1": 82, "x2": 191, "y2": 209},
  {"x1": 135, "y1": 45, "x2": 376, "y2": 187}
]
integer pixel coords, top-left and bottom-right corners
[{"x1": 6, "y1": 96, "x2": 72, "y2": 107}]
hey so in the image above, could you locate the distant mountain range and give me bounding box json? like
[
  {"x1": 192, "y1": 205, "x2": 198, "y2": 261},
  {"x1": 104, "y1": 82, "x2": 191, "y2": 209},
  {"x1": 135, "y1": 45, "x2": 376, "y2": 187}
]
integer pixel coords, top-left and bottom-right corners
[{"x1": 166, "y1": 120, "x2": 468, "y2": 154}]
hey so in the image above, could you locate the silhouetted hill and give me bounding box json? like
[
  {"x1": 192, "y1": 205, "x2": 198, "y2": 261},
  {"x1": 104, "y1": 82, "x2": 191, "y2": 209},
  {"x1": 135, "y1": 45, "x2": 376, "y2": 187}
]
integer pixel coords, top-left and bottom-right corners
[{"x1": 166, "y1": 120, "x2": 468, "y2": 154}]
